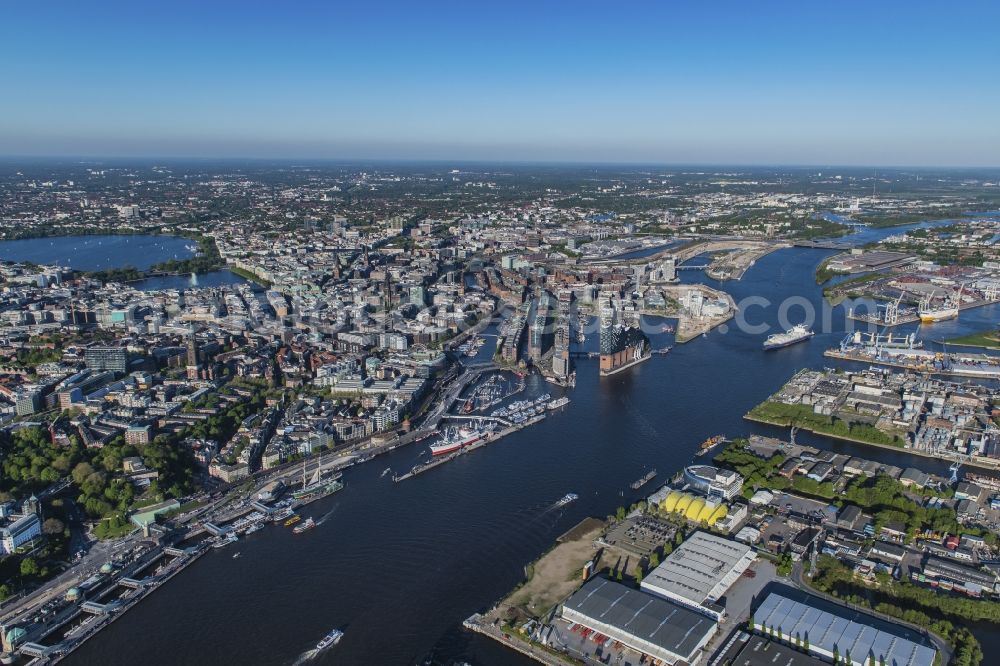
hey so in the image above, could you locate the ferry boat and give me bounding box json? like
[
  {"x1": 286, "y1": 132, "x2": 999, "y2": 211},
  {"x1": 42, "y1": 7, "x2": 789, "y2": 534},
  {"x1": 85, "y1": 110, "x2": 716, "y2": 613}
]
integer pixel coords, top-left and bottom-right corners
[
  {"x1": 429, "y1": 426, "x2": 486, "y2": 456},
  {"x1": 556, "y1": 493, "x2": 579, "y2": 507},
  {"x1": 213, "y1": 533, "x2": 238, "y2": 549},
  {"x1": 763, "y1": 324, "x2": 814, "y2": 350},
  {"x1": 292, "y1": 517, "x2": 316, "y2": 534},
  {"x1": 284, "y1": 515, "x2": 301, "y2": 527},
  {"x1": 316, "y1": 628, "x2": 344, "y2": 650},
  {"x1": 547, "y1": 397, "x2": 571, "y2": 410},
  {"x1": 244, "y1": 523, "x2": 264, "y2": 535}
]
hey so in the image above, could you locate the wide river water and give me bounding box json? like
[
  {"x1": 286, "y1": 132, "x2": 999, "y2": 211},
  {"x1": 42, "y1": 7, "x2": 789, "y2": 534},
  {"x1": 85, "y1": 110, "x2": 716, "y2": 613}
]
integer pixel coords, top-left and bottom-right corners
[{"x1": 60, "y1": 222, "x2": 999, "y2": 665}]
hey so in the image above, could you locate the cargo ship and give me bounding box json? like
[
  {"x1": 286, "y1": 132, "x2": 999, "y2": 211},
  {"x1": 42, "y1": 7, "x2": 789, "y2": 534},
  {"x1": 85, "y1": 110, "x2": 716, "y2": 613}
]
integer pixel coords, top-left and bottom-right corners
[
  {"x1": 919, "y1": 287, "x2": 962, "y2": 323},
  {"x1": 292, "y1": 517, "x2": 316, "y2": 534},
  {"x1": 763, "y1": 324, "x2": 814, "y2": 350},
  {"x1": 429, "y1": 426, "x2": 486, "y2": 456},
  {"x1": 918, "y1": 303, "x2": 959, "y2": 323}
]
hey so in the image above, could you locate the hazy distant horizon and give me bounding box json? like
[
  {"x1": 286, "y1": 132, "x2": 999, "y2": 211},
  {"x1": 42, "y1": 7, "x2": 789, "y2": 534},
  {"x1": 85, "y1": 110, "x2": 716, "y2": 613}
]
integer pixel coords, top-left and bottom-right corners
[
  {"x1": 4, "y1": 2, "x2": 1000, "y2": 167},
  {"x1": 1, "y1": 153, "x2": 999, "y2": 171}
]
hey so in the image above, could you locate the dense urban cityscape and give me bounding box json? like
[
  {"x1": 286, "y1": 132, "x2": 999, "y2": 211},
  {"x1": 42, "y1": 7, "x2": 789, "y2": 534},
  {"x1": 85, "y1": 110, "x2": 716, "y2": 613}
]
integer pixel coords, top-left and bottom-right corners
[
  {"x1": 4, "y1": 2, "x2": 1000, "y2": 666},
  {"x1": 0, "y1": 160, "x2": 996, "y2": 666}
]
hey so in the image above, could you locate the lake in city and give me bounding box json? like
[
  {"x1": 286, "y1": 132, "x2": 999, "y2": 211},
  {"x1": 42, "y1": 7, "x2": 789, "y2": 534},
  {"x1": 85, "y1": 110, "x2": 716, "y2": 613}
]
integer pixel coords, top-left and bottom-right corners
[{"x1": 0, "y1": 234, "x2": 248, "y2": 290}]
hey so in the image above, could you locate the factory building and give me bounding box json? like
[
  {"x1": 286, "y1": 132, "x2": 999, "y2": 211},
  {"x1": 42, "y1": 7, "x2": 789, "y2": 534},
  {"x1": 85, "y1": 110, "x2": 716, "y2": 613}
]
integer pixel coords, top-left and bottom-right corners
[
  {"x1": 561, "y1": 577, "x2": 716, "y2": 665},
  {"x1": 911, "y1": 556, "x2": 999, "y2": 597},
  {"x1": 641, "y1": 531, "x2": 756, "y2": 620},
  {"x1": 753, "y1": 591, "x2": 937, "y2": 666}
]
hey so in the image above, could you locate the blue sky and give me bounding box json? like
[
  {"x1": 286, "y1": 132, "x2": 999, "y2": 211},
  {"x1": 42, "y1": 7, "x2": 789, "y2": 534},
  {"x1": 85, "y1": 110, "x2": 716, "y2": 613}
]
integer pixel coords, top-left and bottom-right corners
[{"x1": 2, "y1": 1, "x2": 998, "y2": 165}]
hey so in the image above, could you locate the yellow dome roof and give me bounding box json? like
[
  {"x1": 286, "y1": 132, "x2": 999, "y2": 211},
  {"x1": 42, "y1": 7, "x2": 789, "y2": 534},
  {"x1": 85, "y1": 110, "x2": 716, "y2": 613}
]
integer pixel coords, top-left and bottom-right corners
[
  {"x1": 674, "y1": 494, "x2": 694, "y2": 514},
  {"x1": 662, "y1": 491, "x2": 682, "y2": 513},
  {"x1": 685, "y1": 497, "x2": 706, "y2": 521},
  {"x1": 697, "y1": 501, "x2": 718, "y2": 523},
  {"x1": 707, "y1": 504, "x2": 729, "y2": 526}
]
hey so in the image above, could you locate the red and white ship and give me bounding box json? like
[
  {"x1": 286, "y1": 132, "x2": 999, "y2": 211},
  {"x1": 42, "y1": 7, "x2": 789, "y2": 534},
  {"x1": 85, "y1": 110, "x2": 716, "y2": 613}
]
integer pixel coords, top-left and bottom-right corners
[{"x1": 429, "y1": 427, "x2": 486, "y2": 456}]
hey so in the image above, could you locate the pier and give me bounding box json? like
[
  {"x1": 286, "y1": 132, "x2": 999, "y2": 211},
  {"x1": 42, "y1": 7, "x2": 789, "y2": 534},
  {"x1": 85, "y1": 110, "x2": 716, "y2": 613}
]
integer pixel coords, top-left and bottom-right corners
[
  {"x1": 824, "y1": 348, "x2": 1000, "y2": 379},
  {"x1": 394, "y1": 415, "x2": 546, "y2": 483},
  {"x1": 441, "y1": 414, "x2": 513, "y2": 427}
]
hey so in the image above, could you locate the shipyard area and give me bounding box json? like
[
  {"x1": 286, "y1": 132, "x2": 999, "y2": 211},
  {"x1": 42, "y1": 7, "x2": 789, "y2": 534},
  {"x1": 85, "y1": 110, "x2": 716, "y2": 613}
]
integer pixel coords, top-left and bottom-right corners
[{"x1": 460, "y1": 430, "x2": 1000, "y2": 666}]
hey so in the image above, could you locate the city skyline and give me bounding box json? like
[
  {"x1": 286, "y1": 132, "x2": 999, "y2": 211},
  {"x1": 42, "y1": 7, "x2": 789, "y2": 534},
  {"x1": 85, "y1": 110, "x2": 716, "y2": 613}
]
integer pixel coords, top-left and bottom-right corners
[{"x1": 3, "y1": 1, "x2": 1000, "y2": 166}]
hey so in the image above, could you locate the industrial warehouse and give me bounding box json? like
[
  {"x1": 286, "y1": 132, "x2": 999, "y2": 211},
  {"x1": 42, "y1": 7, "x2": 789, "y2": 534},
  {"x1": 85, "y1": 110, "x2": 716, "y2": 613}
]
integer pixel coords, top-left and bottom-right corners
[
  {"x1": 561, "y1": 577, "x2": 717, "y2": 665},
  {"x1": 753, "y1": 591, "x2": 937, "y2": 666},
  {"x1": 640, "y1": 530, "x2": 756, "y2": 620}
]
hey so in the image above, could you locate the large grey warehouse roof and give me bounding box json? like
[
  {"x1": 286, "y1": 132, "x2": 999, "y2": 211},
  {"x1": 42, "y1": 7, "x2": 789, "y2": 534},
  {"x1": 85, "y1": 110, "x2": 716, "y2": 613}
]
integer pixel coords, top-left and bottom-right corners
[
  {"x1": 755, "y1": 591, "x2": 936, "y2": 666},
  {"x1": 642, "y1": 530, "x2": 755, "y2": 605},
  {"x1": 563, "y1": 577, "x2": 715, "y2": 661}
]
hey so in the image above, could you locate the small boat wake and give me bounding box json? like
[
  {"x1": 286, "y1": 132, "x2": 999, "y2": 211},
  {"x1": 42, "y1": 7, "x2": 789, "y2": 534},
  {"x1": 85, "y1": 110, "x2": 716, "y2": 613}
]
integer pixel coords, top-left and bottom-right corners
[
  {"x1": 541, "y1": 493, "x2": 579, "y2": 514},
  {"x1": 290, "y1": 648, "x2": 319, "y2": 665},
  {"x1": 315, "y1": 506, "x2": 339, "y2": 526}
]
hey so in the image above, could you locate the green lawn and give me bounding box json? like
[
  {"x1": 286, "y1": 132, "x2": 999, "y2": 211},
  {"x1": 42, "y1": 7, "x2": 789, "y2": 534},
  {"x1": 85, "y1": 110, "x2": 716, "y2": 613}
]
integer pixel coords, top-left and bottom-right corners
[
  {"x1": 746, "y1": 400, "x2": 905, "y2": 448},
  {"x1": 945, "y1": 330, "x2": 1000, "y2": 350}
]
